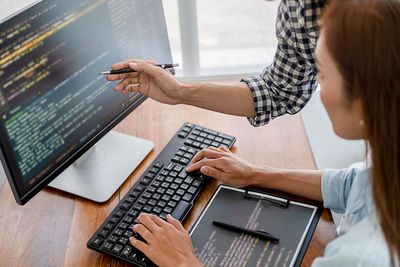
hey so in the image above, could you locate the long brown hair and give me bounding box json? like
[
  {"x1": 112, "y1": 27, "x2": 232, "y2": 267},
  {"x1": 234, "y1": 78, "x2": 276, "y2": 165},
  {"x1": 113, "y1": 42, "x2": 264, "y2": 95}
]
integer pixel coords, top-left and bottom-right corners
[{"x1": 321, "y1": 0, "x2": 400, "y2": 263}]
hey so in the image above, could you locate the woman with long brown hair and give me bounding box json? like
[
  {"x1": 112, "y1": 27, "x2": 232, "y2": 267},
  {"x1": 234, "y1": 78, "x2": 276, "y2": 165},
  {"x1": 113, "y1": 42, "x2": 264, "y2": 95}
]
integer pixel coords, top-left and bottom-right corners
[{"x1": 126, "y1": 0, "x2": 400, "y2": 265}]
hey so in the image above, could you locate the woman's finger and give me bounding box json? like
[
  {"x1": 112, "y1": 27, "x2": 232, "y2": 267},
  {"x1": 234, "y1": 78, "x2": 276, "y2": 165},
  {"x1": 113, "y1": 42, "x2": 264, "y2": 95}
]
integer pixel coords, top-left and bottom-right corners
[
  {"x1": 133, "y1": 223, "x2": 152, "y2": 242},
  {"x1": 166, "y1": 214, "x2": 186, "y2": 232},
  {"x1": 137, "y1": 213, "x2": 160, "y2": 233},
  {"x1": 187, "y1": 157, "x2": 227, "y2": 173},
  {"x1": 200, "y1": 165, "x2": 226, "y2": 179},
  {"x1": 129, "y1": 236, "x2": 149, "y2": 255},
  {"x1": 188, "y1": 149, "x2": 225, "y2": 170},
  {"x1": 150, "y1": 214, "x2": 167, "y2": 227}
]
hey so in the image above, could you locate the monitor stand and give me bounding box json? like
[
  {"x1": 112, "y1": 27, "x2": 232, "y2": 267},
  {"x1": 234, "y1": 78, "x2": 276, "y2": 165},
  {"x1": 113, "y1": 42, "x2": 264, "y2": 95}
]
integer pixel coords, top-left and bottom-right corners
[{"x1": 48, "y1": 131, "x2": 154, "y2": 202}]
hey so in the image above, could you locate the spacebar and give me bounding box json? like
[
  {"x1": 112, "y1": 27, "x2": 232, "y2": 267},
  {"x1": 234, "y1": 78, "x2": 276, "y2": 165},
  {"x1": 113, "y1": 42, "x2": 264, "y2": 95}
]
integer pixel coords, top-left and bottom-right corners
[{"x1": 171, "y1": 201, "x2": 192, "y2": 221}]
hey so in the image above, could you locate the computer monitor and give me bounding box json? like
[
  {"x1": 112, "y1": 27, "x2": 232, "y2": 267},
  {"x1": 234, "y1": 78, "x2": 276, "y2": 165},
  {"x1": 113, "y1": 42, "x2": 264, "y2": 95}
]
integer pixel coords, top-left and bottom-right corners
[{"x1": 0, "y1": 0, "x2": 174, "y2": 205}]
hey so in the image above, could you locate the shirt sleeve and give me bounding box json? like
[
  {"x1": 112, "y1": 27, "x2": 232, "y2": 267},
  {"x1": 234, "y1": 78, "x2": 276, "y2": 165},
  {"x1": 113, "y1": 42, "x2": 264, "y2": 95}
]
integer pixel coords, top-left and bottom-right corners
[
  {"x1": 321, "y1": 168, "x2": 358, "y2": 214},
  {"x1": 242, "y1": 0, "x2": 318, "y2": 127}
]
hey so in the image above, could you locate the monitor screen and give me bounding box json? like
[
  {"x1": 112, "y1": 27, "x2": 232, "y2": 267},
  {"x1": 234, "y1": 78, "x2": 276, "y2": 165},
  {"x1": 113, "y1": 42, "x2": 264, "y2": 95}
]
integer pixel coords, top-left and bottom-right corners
[{"x1": 0, "y1": 0, "x2": 173, "y2": 204}]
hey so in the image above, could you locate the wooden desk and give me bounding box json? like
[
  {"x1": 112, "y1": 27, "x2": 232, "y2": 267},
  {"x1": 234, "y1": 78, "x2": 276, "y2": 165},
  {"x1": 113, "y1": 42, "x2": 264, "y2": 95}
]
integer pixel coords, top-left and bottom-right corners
[{"x1": 0, "y1": 94, "x2": 337, "y2": 266}]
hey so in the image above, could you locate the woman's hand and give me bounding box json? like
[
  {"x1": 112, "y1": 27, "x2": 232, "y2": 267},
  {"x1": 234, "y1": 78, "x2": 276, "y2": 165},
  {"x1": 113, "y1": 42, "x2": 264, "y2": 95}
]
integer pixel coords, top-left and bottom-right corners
[
  {"x1": 106, "y1": 59, "x2": 184, "y2": 105},
  {"x1": 130, "y1": 213, "x2": 202, "y2": 267},
  {"x1": 186, "y1": 146, "x2": 258, "y2": 188}
]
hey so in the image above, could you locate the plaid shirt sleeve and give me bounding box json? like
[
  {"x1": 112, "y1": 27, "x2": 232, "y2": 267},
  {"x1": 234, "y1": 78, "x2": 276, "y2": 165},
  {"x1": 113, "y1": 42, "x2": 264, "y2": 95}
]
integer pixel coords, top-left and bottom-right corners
[{"x1": 242, "y1": 0, "x2": 325, "y2": 127}]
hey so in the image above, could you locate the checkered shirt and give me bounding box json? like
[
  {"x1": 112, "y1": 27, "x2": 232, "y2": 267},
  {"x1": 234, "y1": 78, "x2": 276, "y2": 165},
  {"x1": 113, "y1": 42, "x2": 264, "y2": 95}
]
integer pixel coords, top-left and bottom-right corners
[{"x1": 242, "y1": 0, "x2": 325, "y2": 126}]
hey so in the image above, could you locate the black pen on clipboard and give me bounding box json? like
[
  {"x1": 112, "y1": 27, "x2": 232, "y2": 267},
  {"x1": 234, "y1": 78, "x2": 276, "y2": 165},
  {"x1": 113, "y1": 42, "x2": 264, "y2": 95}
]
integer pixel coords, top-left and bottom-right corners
[{"x1": 212, "y1": 220, "x2": 279, "y2": 243}]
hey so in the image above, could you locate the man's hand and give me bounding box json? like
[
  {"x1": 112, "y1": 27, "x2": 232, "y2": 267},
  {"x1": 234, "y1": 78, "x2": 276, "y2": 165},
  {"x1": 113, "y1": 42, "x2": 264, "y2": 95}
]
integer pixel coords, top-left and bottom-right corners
[
  {"x1": 130, "y1": 213, "x2": 202, "y2": 267},
  {"x1": 186, "y1": 146, "x2": 258, "y2": 188},
  {"x1": 107, "y1": 59, "x2": 184, "y2": 105}
]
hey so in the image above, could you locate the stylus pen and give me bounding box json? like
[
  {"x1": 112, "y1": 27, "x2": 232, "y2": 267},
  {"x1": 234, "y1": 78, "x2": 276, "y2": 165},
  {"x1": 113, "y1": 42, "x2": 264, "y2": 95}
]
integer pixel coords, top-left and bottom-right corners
[
  {"x1": 212, "y1": 220, "x2": 279, "y2": 243},
  {"x1": 99, "y1": 63, "x2": 179, "y2": 75}
]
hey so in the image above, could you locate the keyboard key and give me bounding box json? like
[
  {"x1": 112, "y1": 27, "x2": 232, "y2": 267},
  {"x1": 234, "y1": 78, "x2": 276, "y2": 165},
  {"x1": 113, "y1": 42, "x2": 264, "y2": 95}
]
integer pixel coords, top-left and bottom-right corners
[
  {"x1": 138, "y1": 197, "x2": 147, "y2": 205},
  {"x1": 143, "y1": 205, "x2": 152, "y2": 213},
  {"x1": 204, "y1": 128, "x2": 218, "y2": 135},
  {"x1": 133, "y1": 203, "x2": 144, "y2": 211},
  {"x1": 143, "y1": 191, "x2": 153, "y2": 199},
  {"x1": 165, "y1": 162, "x2": 175, "y2": 171},
  {"x1": 149, "y1": 167, "x2": 159, "y2": 174},
  {"x1": 176, "y1": 189, "x2": 185, "y2": 196},
  {"x1": 161, "y1": 195, "x2": 171, "y2": 202},
  {"x1": 215, "y1": 137, "x2": 223, "y2": 143},
  {"x1": 136, "y1": 185, "x2": 146, "y2": 192},
  {"x1": 192, "y1": 141, "x2": 201, "y2": 148},
  {"x1": 157, "y1": 201, "x2": 167, "y2": 208},
  {"x1": 184, "y1": 140, "x2": 193, "y2": 146},
  {"x1": 188, "y1": 186, "x2": 197, "y2": 194},
  {"x1": 128, "y1": 210, "x2": 139, "y2": 218},
  {"x1": 153, "y1": 162, "x2": 164, "y2": 169},
  {"x1": 114, "y1": 210, "x2": 126, "y2": 218},
  {"x1": 121, "y1": 245, "x2": 133, "y2": 258},
  {"x1": 165, "y1": 177, "x2": 174, "y2": 183},
  {"x1": 152, "y1": 206, "x2": 162, "y2": 215},
  {"x1": 90, "y1": 237, "x2": 103, "y2": 248},
  {"x1": 110, "y1": 216, "x2": 120, "y2": 225},
  {"x1": 171, "y1": 201, "x2": 192, "y2": 221},
  {"x1": 168, "y1": 200, "x2": 177, "y2": 208},
  {"x1": 140, "y1": 177, "x2": 152, "y2": 186},
  {"x1": 183, "y1": 193, "x2": 193, "y2": 202},
  {"x1": 130, "y1": 190, "x2": 142, "y2": 198},
  {"x1": 179, "y1": 158, "x2": 190, "y2": 165},
  {"x1": 169, "y1": 171, "x2": 178, "y2": 178},
  {"x1": 180, "y1": 183, "x2": 189, "y2": 190},
  {"x1": 161, "y1": 182, "x2": 170, "y2": 188},
  {"x1": 166, "y1": 189, "x2": 174, "y2": 195},
  {"x1": 156, "y1": 188, "x2": 166, "y2": 194},
  {"x1": 123, "y1": 230, "x2": 133, "y2": 238},
  {"x1": 187, "y1": 148, "x2": 197, "y2": 154},
  {"x1": 172, "y1": 195, "x2": 181, "y2": 202},
  {"x1": 118, "y1": 237, "x2": 129, "y2": 245},
  {"x1": 211, "y1": 141, "x2": 220, "y2": 147},
  {"x1": 152, "y1": 193, "x2": 161, "y2": 200},
  {"x1": 113, "y1": 229, "x2": 123, "y2": 237},
  {"x1": 147, "y1": 199, "x2": 157, "y2": 206},
  {"x1": 200, "y1": 132, "x2": 208, "y2": 138},
  {"x1": 123, "y1": 216, "x2": 134, "y2": 224},
  {"x1": 118, "y1": 222, "x2": 129, "y2": 230},
  {"x1": 200, "y1": 144, "x2": 208, "y2": 149},
  {"x1": 170, "y1": 183, "x2": 179, "y2": 190},
  {"x1": 151, "y1": 180, "x2": 161, "y2": 187},
  {"x1": 173, "y1": 165, "x2": 183, "y2": 172},
  {"x1": 98, "y1": 229, "x2": 110, "y2": 238},
  {"x1": 111, "y1": 244, "x2": 123, "y2": 255},
  {"x1": 218, "y1": 133, "x2": 234, "y2": 141},
  {"x1": 185, "y1": 176, "x2": 194, "y2": 184},
  {"x1": 109, "y1": 235, "x2": 118, "y2": 243},
  {"x1": 176, "y1": 150, "x2": 185, "y2": 156},
  {"x1": 104, "y1": 222, "x2": 114, "y2": 231},
  {"x1": 164, "y1": 206, "x2": 173, "y2": 214},
  {"x1": 171, "y1": 155, "x2": 181, "y2": 163},
  {"x1": 119, "y1": 202, "x2": 131, "y2": 211},
  {"x1": 183, "y1": 152, "x2": 193, "y2": 159},
  {"x1": 192, "y1": 179, "x2": 201, "y2": 187},
  {"x1": 103, "y1": 242, "x2": 113, "y2": 251}
]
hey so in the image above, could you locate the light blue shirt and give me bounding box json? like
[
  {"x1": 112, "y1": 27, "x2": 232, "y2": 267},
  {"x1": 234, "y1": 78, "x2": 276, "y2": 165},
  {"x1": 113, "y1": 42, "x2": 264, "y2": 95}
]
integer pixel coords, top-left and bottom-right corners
[{"x1": 312, "y1": 168, "x2": 392, "y2": 266}]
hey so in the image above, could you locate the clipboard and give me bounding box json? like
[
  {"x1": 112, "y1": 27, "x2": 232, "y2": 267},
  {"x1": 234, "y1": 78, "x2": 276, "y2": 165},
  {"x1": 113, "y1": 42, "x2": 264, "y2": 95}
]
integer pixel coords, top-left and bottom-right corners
[{"x1": 189, "y1": 185, "x2": 323, "y2": 267}]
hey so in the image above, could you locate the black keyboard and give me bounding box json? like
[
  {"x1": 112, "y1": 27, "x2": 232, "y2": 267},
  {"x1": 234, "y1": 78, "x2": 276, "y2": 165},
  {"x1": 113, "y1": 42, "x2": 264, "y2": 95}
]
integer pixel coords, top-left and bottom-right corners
[{"x1": 87, "y1": 122, "x2": 236, "y2": 266}]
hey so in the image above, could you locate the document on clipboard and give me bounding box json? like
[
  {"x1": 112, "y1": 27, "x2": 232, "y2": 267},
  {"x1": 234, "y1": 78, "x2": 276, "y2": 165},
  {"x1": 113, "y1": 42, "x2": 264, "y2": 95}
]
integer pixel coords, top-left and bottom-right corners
[{"x1": 189, "y1": 185, "x2": 322, "y2": 267}]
